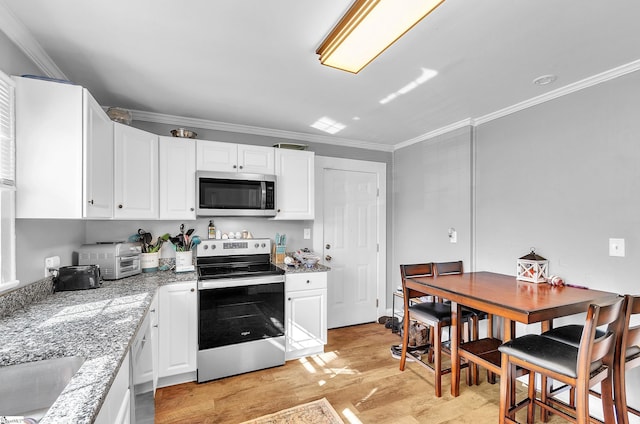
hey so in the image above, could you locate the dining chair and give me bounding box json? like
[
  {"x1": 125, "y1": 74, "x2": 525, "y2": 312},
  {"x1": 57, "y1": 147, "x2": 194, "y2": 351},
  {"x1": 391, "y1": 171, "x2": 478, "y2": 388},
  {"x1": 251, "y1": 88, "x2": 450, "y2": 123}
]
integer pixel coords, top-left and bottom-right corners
[
  {"x1": 541, "y1": 294, "x2": 640, "y2": 424},
  {"x1": 399, "y1": 263, "x2": 474, "y2": 397},
  {"x1": 498, "y1": 296, "x2": 625, "y2": 424},
  {"x1": 434, "y1": 261, "x2": 496, "y2": 385}
]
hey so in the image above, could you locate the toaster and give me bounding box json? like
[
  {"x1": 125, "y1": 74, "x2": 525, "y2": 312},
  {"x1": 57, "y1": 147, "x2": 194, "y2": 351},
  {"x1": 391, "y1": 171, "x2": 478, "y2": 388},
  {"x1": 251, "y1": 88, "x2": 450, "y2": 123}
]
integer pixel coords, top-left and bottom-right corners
[{"x1": 54, "y1": 265, "x2": 102, "y2": 292}]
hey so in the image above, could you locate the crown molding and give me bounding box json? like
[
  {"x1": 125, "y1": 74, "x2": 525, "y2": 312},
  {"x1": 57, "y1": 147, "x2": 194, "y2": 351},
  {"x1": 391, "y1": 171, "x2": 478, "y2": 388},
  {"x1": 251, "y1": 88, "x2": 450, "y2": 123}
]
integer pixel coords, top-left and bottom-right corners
[
  {"x1": 0, "y1": 0, "x2": 67, "y2": 79},
  {"x1": 474, "y1": 59, "x2": 640, "y2": 126},
  {"x1": 131, "y1": 109, "x2": 395, "y2": 152},
  {"x1": 393, "y1": 118, "x2": 473, "y2": 150}
]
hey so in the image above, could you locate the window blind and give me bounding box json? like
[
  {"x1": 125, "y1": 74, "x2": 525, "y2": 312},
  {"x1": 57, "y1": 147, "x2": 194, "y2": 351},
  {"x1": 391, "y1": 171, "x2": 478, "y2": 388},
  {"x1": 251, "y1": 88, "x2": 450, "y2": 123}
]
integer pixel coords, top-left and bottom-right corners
[{"x1": 0, "y1": 73, "x2": 15, "y2": 189}]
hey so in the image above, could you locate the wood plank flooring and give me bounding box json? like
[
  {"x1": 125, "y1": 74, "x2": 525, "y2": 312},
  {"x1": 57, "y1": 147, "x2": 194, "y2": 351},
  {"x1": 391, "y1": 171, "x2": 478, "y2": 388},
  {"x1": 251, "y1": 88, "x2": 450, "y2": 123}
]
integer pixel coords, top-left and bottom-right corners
[{"x1": 155, "y1": 323, "x2": 566, "y2": 423}]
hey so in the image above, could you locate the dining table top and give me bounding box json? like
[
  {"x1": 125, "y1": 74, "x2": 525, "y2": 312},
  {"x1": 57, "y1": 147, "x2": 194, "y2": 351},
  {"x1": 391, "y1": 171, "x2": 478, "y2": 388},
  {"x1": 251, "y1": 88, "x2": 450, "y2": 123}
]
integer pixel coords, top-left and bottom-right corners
[{"x1": 406, "y1": 271, "x2": 620, "y2": 325}]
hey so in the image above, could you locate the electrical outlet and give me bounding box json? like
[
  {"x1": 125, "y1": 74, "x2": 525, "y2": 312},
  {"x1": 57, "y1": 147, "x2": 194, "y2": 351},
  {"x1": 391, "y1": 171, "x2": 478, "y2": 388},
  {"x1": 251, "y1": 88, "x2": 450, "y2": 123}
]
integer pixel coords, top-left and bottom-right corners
[
  {"x1": 448, "y1": 228, "x2": 457, "y2": 243},
  {"x1": 44, "y1": 256, "x2": 61, "y2": 276},
  {"x1": 303, "y1": 228, "x2": 311, "y2": 239},
  {"x1": 609, "y1": 238, "x2": 625, "y2": 257}
]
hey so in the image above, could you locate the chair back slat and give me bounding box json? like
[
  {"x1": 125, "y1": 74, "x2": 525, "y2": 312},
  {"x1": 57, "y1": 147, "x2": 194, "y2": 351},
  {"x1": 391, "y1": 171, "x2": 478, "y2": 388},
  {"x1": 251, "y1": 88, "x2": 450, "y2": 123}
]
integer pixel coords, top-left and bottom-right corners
[
  {"x1": 400, "y1": 263, "x2": 434, "y2": 281},
  {"x1": 578, "y1": 297, "x2": 625, "y2": 374},
  {"x1": 624, "y1": 296, "x2": 640, "y2": 350},
  {"x1": 434, "y1": 261, "x2": 463, "y2": 276}
]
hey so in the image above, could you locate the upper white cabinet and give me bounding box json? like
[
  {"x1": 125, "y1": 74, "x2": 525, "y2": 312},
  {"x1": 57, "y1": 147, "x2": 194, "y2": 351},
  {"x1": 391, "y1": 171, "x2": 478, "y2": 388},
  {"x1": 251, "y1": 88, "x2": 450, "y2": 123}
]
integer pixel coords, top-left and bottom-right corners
[
  {"x1": 114, "y1": 123, "x2": 159, "y2": 219},
  {"x1": 159, "y1": 136, "x2": 196, "y2": 220},
  {"x1": 273, "y1": 149, "x2": 315, "y2": 220},
  {"x1": 14, "y1": 76, "x2": 114, "y2": 219},
  {"x1": 196, "y1": 140, "x2": 275, "y2": 174}
]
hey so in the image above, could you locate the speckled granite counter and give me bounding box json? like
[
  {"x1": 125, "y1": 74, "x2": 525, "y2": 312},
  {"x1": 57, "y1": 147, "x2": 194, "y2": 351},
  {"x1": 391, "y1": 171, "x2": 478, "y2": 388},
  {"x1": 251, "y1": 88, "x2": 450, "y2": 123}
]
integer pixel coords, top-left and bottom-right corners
[
  {"x1": 274, "y1": 262, "x2": 331, "y2": 273},
  {"x1": 0, "y1": 270, "x2": 196, "y2": 424}
]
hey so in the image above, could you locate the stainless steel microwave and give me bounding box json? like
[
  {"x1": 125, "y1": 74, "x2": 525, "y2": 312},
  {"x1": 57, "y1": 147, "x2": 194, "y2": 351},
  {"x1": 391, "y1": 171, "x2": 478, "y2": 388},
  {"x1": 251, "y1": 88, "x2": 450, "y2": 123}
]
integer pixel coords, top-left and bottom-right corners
[{"x1": 196, "y1": 171, "x2": 277, "y2": 216}]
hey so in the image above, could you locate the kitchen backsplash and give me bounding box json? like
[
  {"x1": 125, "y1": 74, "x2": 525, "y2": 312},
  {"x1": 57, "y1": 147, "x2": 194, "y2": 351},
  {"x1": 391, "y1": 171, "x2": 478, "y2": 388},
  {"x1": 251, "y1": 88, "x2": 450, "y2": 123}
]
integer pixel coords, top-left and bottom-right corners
[{"x1": 0, "y1": 276, "x2": 53, "y2": 318}]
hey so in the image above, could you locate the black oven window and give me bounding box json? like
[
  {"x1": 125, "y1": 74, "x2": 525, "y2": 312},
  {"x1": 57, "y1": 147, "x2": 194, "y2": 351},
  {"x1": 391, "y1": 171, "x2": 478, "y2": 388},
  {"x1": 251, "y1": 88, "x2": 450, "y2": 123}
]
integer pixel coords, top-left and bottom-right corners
[
  {"x1": 200, "y1": 179, "x2": 262, "y2": 209},
  {"x1": 199, "y1": 283, "x2": 285, "y2": 349}
]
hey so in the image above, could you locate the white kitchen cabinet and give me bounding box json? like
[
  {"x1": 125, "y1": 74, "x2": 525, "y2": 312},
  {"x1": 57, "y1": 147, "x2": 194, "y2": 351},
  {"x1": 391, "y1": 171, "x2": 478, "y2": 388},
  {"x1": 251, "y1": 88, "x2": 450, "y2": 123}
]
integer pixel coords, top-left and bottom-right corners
[
  {"x1": 158, "y1": 281, "x2": 197, "y2": 387},
  {"x1": 14, "y1": 76, "x2": 114, "y2": 219},
  {"x1": 159, "y1": 136, "x2": 196, "y2": 220},
  {"x1": 149, "y1": 293, "x2": 159, "y2": 393},
  {"x1": 94, "y1": 351, "x2": 131, "y2": 424},
  {"x1": 273, "y1": 149, "x2": 315, "y2": 220},
  {"x1": 196, "y1": 139, "x2": 275, "y2": 174},
  {"x1": 114, "y1": 123, "x2": 159, "y2": 219},
  {"x1": 285, "y1": 272, "x2": 327, "y2": 360}
]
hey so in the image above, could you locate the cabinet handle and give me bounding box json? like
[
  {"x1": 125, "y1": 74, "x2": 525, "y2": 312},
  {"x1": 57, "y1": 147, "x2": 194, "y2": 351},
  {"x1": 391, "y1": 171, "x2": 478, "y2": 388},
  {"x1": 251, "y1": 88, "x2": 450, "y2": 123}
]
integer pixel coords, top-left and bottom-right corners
[
  {"x1": 233, "y1": 165, "x2": 237, "y2": 169},
  {"x1": 190, "y1": 288, "x2": 195, "y2": 292},
  {"x1": 239, "y1": 165, "x2": 243, "y2": 169},
  {"x1": 306, "y1": 280, "x2": 310, "y2": 284},
  {"x1": 153, "y1": 324, "x2": 158, "y2": 328},
  {"x1": 88, "y1": 199, "x2": 94, "y2": 205},
  {"x1": 277, "y1": 209, "x2": 281, "y2": 213},
  {"x1": 288, "y1": 297, "x2": 292, "y2": 301},
  {"x1": 118, "y1": 204, "x2": 123, "y2": 209},
  {"x1": 190, "y1": 207, "x2": 195, "y2": 211},
  {"x1": 150, "y1": 308, "x2": 156, "y2": 313}
]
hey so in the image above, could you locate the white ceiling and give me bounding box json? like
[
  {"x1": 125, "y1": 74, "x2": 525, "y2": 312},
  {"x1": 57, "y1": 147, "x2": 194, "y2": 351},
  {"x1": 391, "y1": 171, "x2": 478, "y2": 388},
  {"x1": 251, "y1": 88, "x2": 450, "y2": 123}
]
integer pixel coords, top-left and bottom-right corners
[{"x1": 2, "y1": 0, "x2": 640, "y2": 151}]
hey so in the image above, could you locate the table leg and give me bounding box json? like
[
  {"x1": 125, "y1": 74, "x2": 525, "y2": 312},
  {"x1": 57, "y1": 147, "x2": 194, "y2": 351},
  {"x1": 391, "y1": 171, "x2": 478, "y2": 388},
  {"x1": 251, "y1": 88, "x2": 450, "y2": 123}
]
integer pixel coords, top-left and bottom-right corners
[{"x1": 451, "y1": 300, "x2": 461, "y2": 397}]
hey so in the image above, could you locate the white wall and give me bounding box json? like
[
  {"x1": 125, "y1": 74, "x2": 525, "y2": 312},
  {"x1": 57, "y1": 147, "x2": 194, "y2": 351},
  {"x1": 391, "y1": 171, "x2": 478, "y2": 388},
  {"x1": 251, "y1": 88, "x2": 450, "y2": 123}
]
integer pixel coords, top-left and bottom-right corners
[
  {"x1": 392, "y1": 126, "x2": 473, "y2": 289},
  {"x1": 393, "y1": 69, "x2": 640, "y2": 419}
]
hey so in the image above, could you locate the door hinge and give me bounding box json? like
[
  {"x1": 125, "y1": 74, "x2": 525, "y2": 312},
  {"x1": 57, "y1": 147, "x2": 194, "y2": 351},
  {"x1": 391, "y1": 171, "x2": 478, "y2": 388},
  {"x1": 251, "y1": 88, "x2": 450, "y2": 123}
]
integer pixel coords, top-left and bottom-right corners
[
  {"x1": 376, "y1": 299, "x2": 379, "y2": 307},
  {"x1": 377, "y1": 188, "x2": 380, "y2": 197},
  {"x1": 377, "y1": 243, "x2": 379, "y2": 252}
]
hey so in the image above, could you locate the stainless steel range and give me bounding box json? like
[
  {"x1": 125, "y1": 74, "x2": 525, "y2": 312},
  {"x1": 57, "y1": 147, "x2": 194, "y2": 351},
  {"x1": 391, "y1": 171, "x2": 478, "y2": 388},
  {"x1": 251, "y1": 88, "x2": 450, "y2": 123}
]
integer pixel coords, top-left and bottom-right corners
[{"x1": 196, "y1": 238, "x2": 286, "y2": 383}]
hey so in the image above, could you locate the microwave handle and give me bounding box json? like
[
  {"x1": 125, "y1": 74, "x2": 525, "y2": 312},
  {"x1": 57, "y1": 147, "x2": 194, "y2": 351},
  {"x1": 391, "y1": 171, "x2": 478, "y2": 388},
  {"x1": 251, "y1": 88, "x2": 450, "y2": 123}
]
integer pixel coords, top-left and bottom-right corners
[{"x1": 261, "y1": 181, "x2": 266, "y2": 209}]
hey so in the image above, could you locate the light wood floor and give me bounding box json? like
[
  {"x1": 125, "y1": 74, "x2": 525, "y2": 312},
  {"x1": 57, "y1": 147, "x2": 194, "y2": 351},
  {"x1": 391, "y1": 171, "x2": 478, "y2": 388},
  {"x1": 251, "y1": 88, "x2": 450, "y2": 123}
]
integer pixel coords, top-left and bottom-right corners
[{"x1": 155, "y1": 323, "x2": 567, "y2": 423}]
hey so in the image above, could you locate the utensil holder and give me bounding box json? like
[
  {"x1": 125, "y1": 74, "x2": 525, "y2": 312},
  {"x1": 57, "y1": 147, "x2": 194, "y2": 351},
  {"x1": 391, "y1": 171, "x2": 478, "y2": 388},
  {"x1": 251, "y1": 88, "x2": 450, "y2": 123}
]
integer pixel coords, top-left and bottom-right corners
[
  {"x1": 141, "y1": 252, "x2": 159, "y2": 273},
  {"x1": 175, "y1": 250, "x2": 194, "y2": 272}
]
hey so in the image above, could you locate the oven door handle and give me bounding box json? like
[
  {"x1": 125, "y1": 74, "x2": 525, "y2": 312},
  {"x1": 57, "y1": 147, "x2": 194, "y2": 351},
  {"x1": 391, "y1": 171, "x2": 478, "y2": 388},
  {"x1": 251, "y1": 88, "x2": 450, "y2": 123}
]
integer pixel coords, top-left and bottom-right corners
[{"x1": 198, "y1": 274, "x2": 285, "y2": 290}]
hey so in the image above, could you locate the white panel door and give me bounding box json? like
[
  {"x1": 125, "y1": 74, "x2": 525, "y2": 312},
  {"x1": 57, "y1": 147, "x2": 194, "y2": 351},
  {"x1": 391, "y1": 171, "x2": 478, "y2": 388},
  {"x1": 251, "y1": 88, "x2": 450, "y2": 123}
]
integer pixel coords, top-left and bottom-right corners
[
  {"x1": 196, "y1": 140, "x2": 237, "y2": 172},
  {"x1": 159, "y1": 136, "x2": 196, "y2": 220},
  {"x1": 238, "y1": 144, "x2": 275, "y2": 174},
  {"x1": 83, "y1": 90, "x2": 114, "y2": 218},
  {"x1": 114, "y1": 124, "x2": 158, "y2": 219},
  {"x1": 323, "y1": 169, "x2": 378, "y2": 328}
]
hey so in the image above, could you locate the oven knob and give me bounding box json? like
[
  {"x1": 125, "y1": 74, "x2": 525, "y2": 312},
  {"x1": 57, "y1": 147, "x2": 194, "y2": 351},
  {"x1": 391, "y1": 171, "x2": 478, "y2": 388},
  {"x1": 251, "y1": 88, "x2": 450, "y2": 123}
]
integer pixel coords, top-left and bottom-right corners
[
  {"x1": 261, "y1": 243, "x2": 266, "y2": 248},
  {"x1": 203, "y1": 245, "x2": 208, "y2": 250},
  {"x1": 254, "y1": 243, "x2": 260, "y2": 248}
]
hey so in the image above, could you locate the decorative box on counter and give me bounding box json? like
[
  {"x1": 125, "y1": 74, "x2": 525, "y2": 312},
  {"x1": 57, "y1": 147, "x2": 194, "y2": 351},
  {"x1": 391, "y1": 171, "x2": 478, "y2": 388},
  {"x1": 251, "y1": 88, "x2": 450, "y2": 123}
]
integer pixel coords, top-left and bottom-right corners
[{"x1": 517, "y1": 248, "x2": 549, "y2": 283}]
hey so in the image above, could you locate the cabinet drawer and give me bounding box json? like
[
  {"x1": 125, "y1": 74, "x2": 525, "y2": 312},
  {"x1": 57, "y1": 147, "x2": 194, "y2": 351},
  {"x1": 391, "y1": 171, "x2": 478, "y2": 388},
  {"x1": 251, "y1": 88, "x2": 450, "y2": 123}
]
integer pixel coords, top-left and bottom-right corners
[{"x1": 286, "y1": 272, "x2": 327, "y2": 292}]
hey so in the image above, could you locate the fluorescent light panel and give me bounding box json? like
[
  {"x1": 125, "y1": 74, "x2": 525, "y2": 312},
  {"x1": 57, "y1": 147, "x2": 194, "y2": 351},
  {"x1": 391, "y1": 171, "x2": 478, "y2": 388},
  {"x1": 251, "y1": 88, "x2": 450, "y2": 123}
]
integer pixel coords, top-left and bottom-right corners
[
  {"x1": 311, "y1": 116, "x2": 346, "y2": 134},
  {"x1": 316, "y1": 0, "x2": 446, "y2": 73}
]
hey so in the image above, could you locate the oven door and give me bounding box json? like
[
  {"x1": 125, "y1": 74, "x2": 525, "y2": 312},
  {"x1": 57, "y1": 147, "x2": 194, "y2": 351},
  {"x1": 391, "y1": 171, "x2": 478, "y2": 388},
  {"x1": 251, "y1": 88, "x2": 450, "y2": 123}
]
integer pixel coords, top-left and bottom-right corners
[
  {"x1": 197, "y1": 274, "x2": 285, "y2": 382},
  {"x1": 198, "y1": 275, "x2": 285, "y2": 349}
]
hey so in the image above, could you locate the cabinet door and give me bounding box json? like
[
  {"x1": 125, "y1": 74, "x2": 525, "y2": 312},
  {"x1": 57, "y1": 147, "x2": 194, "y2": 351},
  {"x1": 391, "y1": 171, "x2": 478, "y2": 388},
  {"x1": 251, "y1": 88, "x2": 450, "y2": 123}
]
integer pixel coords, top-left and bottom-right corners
[
  {"x1": 274, "y1": 149, "x2": 315, "y2": 220},
  {"x1": 158, "y1": 282, "x2": 197, "y2": 378},
  {"x1": 15, "y1": 76, "x2": 84, "y2": 218},
  {"x1": 95, "y1": 351, "x2": 130, "y2": 424},
  {"x1": 196, "y1": 140, "x2": 237, "y2": 172},
  {"x1": 114, "y1": 124, "x2": 159, "y2": 219},
  {"x1": 83, "y1": 89, "x2": 114, "y2": 218},
  {"x1": 286, "y1": 288, "x2": 327, "y2": 359},
  {"x1": 238, "y1": 144, "x2": 275, "y2": 174},
  {"x1": 159, "y1": 136, "x2": 196, "y2": 220},
  {"x1": 149, "y1": 294, "x2": 159, "y2": 393}
]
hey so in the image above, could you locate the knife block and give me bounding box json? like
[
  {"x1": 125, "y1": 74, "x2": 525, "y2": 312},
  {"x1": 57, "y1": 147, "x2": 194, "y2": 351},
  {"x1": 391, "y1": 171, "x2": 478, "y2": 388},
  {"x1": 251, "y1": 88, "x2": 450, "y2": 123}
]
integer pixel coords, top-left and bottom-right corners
[{"x1": 273, "y1": 245, "x2": 286, "y2": 264}]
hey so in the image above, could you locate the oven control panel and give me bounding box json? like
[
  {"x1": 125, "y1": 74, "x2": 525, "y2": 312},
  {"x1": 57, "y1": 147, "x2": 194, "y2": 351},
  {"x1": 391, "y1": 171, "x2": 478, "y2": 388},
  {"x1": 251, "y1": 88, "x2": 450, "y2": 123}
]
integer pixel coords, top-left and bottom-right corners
[{"x1": 196, "y1": 238, "x2": 271, "y2": 257}]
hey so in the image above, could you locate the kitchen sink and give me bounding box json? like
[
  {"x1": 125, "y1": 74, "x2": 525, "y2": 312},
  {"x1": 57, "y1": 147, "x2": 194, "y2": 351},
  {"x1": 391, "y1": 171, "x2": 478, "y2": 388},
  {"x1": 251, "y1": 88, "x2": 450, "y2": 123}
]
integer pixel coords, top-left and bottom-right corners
[{"x1": 0, "y1": 356, "x2": 85, "y2": 421}]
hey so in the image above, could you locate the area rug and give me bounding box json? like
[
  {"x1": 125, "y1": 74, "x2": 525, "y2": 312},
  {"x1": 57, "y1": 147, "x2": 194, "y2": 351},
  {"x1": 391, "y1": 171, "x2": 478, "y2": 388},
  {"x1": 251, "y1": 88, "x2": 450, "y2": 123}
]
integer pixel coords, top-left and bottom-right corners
[{"x1": 240, "y1": 398, "x2": 344, "y2": 424}]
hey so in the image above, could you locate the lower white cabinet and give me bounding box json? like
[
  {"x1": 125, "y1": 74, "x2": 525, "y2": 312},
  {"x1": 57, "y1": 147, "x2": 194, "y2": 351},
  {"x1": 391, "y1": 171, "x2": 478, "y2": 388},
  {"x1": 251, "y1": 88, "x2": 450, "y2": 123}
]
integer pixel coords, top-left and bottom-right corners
[
  {"x1": 158, "y1": 281, "x2": 197, "y2": 386},
  {"x1": 285, "y1": 272, "x2": 327, "y2": 360},
  {"x1": 149, "y1": 293, "x2": 159, "y2": 393},
  {"x1": 94, "y1": 351, "x2": 131, "y2": 424}
]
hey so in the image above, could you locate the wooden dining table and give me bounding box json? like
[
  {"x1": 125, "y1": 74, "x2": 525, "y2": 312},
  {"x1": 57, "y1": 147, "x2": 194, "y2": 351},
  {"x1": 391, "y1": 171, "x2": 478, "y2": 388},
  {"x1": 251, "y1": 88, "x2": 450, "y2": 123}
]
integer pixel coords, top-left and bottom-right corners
[{"x1": 405, "y1": 271, "x2": 619, "y2": 399}]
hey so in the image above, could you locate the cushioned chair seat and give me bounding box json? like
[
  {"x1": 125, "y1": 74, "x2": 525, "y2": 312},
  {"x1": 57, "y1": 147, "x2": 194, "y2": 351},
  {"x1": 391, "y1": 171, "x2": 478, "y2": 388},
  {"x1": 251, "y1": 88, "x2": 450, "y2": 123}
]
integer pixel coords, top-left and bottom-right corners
[
  {"x1": 541, "y1": 325, "x2": 606, "y2": 347},
  {"x1": 410, "y1": 301, "x2": 474, "y2": 324},
  {"x1": 499, "y1": 334, "x2": 597, "y2": 379}
]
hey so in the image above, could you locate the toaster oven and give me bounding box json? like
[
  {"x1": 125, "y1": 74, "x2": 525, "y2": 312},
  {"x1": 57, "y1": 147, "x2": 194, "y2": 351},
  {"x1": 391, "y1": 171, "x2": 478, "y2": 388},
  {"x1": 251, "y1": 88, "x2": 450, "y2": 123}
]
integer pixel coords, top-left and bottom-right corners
[{"x1": 78, "y1": 242, "x2": 142, "y2": 280}]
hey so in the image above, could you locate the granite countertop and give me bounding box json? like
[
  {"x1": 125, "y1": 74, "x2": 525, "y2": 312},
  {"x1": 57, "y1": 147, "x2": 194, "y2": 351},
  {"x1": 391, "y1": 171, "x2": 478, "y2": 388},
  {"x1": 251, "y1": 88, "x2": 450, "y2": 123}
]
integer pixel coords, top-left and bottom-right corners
[
  {"x1": 274, "y1": 262, "x2": 331, "y2": 273},
  {"x1": 0, "y1": 270, "x2": 196, "y2": 424}
]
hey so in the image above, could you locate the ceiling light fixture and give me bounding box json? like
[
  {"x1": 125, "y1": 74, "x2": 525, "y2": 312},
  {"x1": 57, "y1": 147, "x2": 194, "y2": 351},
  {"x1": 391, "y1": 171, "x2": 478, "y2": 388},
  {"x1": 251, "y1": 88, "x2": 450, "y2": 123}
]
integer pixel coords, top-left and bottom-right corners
[
  {"x1": 533, "y1": 74, "x2": 557, "y2": 86},
  {"x1": 316, "y1": 0, "x2": 446, "y2": 74}
]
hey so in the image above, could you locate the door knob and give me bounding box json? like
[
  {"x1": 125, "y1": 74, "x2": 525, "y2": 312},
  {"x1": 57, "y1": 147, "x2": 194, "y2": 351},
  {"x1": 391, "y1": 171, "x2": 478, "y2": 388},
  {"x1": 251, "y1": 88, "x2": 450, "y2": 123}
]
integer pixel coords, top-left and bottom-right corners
[
  {"x1": 326, "y1": 244, "x2": 331, "y2": 249},
  {"x1": 325, "y1": 255, "x2": 332, "y2": 261}
]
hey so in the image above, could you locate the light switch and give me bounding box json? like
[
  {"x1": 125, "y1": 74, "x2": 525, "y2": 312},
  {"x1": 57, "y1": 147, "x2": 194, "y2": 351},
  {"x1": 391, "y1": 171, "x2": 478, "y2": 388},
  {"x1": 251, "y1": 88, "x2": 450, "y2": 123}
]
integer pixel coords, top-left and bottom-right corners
[
  {"x1": 303, "y1": 228, "x2": 311, "y2": 239},
  {"x1": 609, "y1": 238, "x2": 625, "y2": 257}
]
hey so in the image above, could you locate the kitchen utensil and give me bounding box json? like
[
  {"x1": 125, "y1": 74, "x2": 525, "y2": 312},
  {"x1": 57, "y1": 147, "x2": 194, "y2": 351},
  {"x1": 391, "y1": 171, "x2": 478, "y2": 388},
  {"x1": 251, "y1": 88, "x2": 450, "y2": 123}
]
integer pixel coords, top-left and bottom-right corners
[{"x1": 170, "y1": 128, "x2": 197, "y2": 138}]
